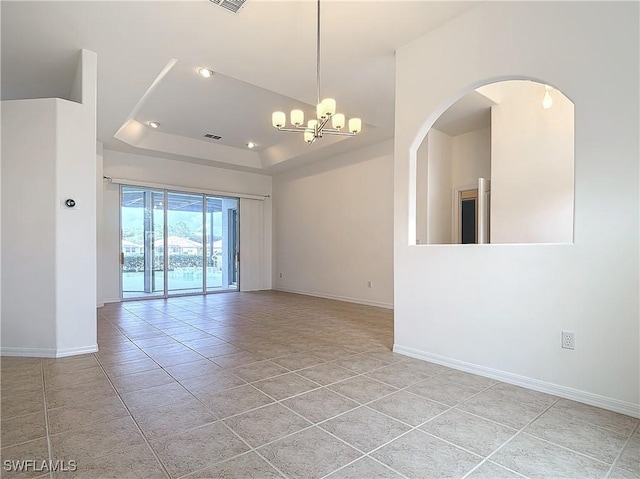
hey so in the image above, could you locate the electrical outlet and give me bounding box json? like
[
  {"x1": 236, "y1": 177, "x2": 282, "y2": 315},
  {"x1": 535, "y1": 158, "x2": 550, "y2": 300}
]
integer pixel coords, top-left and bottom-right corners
[
  {"x1": 562, "y1": 331, "x2": 575, "y2": 350},
  {"x1": 279, "y1": 272, "x2": 283, "y2": 278},
  {"x1": 367, "y1": 280, "x2": 373, "y2": 288}
]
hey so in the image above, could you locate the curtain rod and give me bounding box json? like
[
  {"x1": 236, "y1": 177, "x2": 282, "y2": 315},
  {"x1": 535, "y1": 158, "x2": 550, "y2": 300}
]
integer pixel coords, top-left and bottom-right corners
[{"x1": 103, "y1": 176, "x2": 270, "y2": 201}]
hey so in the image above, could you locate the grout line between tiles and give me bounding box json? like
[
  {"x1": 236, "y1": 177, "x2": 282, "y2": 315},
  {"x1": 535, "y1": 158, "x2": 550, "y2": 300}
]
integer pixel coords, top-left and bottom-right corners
[
  {"x1": 93, "y1": 354, "x2": 172, "y2": 479},
  {"x1": 604, "y1": 421, "x2": 639, "y2": 479}
]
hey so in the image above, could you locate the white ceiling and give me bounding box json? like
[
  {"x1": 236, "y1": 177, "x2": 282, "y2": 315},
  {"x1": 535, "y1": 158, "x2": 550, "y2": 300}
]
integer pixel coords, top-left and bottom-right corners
[{"x1": 1, "y1": 0, "x2": 480, "y2": 174}]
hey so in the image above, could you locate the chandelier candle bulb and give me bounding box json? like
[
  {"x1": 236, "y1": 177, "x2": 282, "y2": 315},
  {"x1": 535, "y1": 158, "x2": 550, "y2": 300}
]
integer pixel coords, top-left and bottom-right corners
[
  {"x1": 349, "y1": 118, "x2": 362, "y2": 133},
  {"x1": 322, "y1": 98, "x2": 336, "y2": 116},
  {"x1": 304, "y1": 131, "x2": 314, "y2": 143},
  {"x1": 317, "y1": 102, "x2": 328, "y2": 119},
  {"x1": 332, "y1": 113, "x2": 345, "y2": 130},
  {"x1": 308, "y1": 119, "x2": 318, "y2": 130},
  {"x1": 291, "y1": 109, "x2": 304, "y2": 126},
  {"x1": 272, "y1": 111, "x2": 286, "y2": 128}
]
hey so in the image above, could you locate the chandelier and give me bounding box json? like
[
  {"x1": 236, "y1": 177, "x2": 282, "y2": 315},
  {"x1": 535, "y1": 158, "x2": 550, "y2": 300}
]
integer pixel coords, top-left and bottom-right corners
[{"x1": 271, "y1": 0, "x2": 362, "y2": 145}]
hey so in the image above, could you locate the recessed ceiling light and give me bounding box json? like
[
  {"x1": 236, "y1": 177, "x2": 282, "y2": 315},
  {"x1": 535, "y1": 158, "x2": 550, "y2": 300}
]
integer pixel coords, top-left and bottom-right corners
[
  {"x1": 246, "y1": 142, "x2": 257, "y2": 149},
  {"x1": 148, "y1": 121, "x2": 160, "y2": 129},
  {"x1": 197, "y1": 68, "x2": 214, "y2": 78}
]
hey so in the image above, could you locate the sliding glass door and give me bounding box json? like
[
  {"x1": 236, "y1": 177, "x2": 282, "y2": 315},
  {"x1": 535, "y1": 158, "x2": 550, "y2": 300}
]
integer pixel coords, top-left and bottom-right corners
[
  {"x1": 120, "y1": 186, "x2": 165, "y2": 299},
  {"x1": 121, "y1": 186, "x2": 239, "y2": 300},
  {"x1": 166, "y1": 192, "x2": 204, "y2": 295},
  {"x1": 205, "y1": 197, "x2": 239, "y2": 292}
]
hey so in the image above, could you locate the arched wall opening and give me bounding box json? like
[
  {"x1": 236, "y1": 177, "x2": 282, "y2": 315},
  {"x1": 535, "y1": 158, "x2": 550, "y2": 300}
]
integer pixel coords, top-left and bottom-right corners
[{"x1": 412, "y1": 79, "x2": 574, "y2": 246}]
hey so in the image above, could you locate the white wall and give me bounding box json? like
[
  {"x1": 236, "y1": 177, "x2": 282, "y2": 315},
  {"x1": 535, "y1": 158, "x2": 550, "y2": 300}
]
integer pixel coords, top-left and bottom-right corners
[
  {"x1": 272, "y1": 140, "x2": 394, "y2": 308},
  {"x1": 490, "y1": 81, "x2": 574, "y2": 243},
  {"x1": 426, "y1": 130, "x2": 453, "y2": 244},
  {"x1": 1, "y1": 50, "x2": 98, "y2": 357},
  {"x1": 451, "y1": 127, "x2": 491, "y2": 190},
  {"x1": 100, "y1": 150, "x2": 272, "y2": 302},
  {"x1": 394, "y1": 2, "x2": 639, "y2": 416},
  {"x1": 1, "y1": 99, "x2": 58, "y2": 353}
]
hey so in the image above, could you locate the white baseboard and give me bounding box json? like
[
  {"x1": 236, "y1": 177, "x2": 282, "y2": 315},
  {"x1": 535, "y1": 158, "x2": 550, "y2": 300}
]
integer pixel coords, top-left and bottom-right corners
[
  {"x1": 393, "y1": 344, "x2": 640, "y2": 419},
  {"x1": 1, "y1": 344, "x2": 98, "y2": 358},
  {"x1": 101, "y1": 298, "x2": 121, "y2": 304},
  {"x1": 1, "y1": 347, "x2": 58, "y2": 358},
  {"x1": 274, "y1": 287, "x2": 393, "y2": 309}
]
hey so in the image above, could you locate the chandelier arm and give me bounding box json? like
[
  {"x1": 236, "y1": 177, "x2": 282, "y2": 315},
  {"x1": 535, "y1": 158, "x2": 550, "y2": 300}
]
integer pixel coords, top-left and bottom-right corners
[{"x1": 319, "y1": 130, "x2": 357, "y2": 137}]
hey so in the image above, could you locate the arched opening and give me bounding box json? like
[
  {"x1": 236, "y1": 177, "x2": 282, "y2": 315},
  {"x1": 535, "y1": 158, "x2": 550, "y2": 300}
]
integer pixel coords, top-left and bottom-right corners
[{"x1": 414, "y1": 79, "x2": 574, "y2": 245}]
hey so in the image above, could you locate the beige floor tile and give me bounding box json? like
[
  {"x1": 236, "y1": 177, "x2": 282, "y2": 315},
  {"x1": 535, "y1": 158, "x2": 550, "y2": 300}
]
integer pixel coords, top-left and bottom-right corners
[
  {"x1": 464, "y1": 461, "x2": 525, "y2": 479},
  {"x1": 1, "y1": 375, "x2": 43, "y2": 399},
  {"x1": 0, "y1": 392, "x2": 44, "y2": 420},
  {"x1": 110, "y1": 368, "x2": 175, "y2": 393},
  {"x1": 43, "y1": 355, "x2": 99, "y2": 374},
  {"x1": 364, "y1": 363, "x2": 429, "y2": 389},
  {"x1": 327, "y1": 376, "x2": 397, "y2": 404},
  {"x1": 325, "y1": 457, "x2": 403, "y2": 479},
  {"x1": 252, "y1": 373, "x2": 319, "y2": 400},
  {"x1": 120, "y1": 382, "x2": 194, "y2": 415},
  {"x1": 406, "y1": 375, "x2": 481, "y2": 406},
  {"x1": 257, "y1": 426, "x2": 362, "y2": 479},
  {"x1": 617, "y1": 430, "x2": 640, "y2": 474},
  {"x1": 372, "y1": 429, "x2": 482, "y2": 478},
  {"x1": 151, "y1": 422, "x2": 249, "y2": 478},
  {"x1": 224, "y1": 403, "x2": 311, "y2": 447},
  {"x1": 100, "y1": 357, "x2": 160, "y2": 378},
  {"x1": 333, "y1": 354, "x2": 389, "y2": 374},
  {"x1": 296, "y1": 363, "x2": 356, "y2": 386},
  {"x1": 458, "y1": 383, "x2": 557, "y2": 429},
  {"x1": 610, "y1": 466, "x2": 640, "y2": 479},
  {"x1": 269, "y1": 352, "x2": 326, "y2": 371},
  {"x1": 0, "y1": 437, "x2": 49, "y2": 479},
  {"x1": 148, "y1": 351, "x2": 205, "y2": 368},
  {"x1": 210, "y1": 351, "x2": 263, "y2": 369},
  {"x1": 54, "y1": 443, "x2": 167, "y2": 479},
  {"x1": 47, "y1": 395, "x2": 130, "y2": 435},
  {"x1": 281, "y1": 388, "x2": 359, "y2": 423},
  {"x1": 1, "y1": 411, "x2": 47, "y2": 448},
  {"x1": 524, "y1": 408, "x2": 629, "y2": 463},
  {"x1": 491, "y1": 433, "x2": 610, "y2": 479},
  {"x1": 182, "y1": 452, "x2": 283, "y2": 478},
  {"x1": 45, "y1": 379, "x2": 116, "y2": 409},
  {"x1": 163, "y1": 359, "x2": 223, "y2": 380},
  {"x1": 50, "y1": 416, "x2": 145, "y2": 462},
  {"x1": 320, "y1": 406, "x2": 411, "y2": 453},
  {"x1": 202, "y1": 385, "x2": 274, "y2": 419},
  {"x1": 132, "y1": 396, "x2": 217, "y2": 439},
  {"x1": 420, "y1": 408, "x2": 517, "y2": 457},
  {"x1": 230, "y1": 361, "x2": 289, "y2": 383},
  {"x1": 437, "y1": 369, "x2": 498, "y2": 391},
  {"x1": 179, "y1": 371, "x2": 246, "y2": 398},
  {"x1": 368, "y1": 390, "x2": 449, "y2": 427},
  {"x1": 44, "y1": 366, "x2": 107, "y2": 390},
  {"x1": 549, "y1": 399, "x2": 639, "y2": 436}
]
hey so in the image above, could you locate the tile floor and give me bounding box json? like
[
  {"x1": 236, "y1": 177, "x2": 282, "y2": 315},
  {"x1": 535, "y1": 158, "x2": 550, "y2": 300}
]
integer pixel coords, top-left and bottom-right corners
[{"x1": 1, "y1": 291, "x2": 638, "y2": 479}]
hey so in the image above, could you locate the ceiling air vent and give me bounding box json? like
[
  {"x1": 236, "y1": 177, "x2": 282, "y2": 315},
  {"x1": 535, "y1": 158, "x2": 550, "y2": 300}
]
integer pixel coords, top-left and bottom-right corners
[
  {"x1": 208, "y1": 0, "x2": 247, "y2": 14},
  {"x1": 204, "y1": 133, "x2": 223, "y2": 140}
]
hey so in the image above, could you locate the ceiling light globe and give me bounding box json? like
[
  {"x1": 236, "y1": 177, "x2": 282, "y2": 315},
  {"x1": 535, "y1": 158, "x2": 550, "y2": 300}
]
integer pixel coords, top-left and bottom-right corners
[
  {"x1": 308, "y1": 119, "x2": 318, "y2": 130},
  {"x1": 348, "y1": 118, "x2": 362, "y2": 134},
  {"x1": 246, "y1": 142, "x2": 256, "y2": 149},
  {"x1": 322, "y1": 98, "x2": 336, "y2": 116},
  {"x1": 148, "y1": 121, "x2": 160, "y2": 129},
  {"x1": 332, "y1": 113, "x2": 345, "y2": 130},
  {"x1": 272, "y1": 111, "x2": 286, "y2": 128},
  {"x1": 542, "y1": 91, "x2": 553, "y2": 109},
  {"x1": 291, "y1": 110, "x2": 304, "y2": 127}
]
